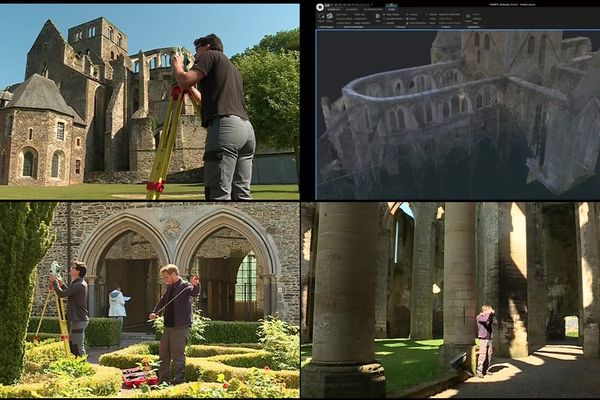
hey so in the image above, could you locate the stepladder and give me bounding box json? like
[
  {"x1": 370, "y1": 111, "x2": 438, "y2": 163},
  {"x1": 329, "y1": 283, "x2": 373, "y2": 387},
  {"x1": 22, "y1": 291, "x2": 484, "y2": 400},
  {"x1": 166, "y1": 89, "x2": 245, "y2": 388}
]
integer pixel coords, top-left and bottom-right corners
[{"x1": 146, "y1": 48, "x2": 200, "y2": 200}]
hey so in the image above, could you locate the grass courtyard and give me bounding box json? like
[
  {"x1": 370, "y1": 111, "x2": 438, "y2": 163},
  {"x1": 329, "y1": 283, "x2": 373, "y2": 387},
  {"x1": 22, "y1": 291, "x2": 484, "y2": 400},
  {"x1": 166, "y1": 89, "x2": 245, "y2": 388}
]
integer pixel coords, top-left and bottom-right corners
[
  {"x1": 0, "y1": 184, "x2": 299, "y2": 200},
  {"x1": 301, "y1": 338, "x2": 444, "y2": 395}
]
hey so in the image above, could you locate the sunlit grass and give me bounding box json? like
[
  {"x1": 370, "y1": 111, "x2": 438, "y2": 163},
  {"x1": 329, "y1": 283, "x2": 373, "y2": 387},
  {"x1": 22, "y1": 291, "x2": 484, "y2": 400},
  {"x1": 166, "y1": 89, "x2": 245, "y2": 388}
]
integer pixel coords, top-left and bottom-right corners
[
  {"x1": 0, "y1": 183, "x2": 299, "y2": 200},
  {"x1": 301, "y1": 338, "x2": 444, "y2": 394}
]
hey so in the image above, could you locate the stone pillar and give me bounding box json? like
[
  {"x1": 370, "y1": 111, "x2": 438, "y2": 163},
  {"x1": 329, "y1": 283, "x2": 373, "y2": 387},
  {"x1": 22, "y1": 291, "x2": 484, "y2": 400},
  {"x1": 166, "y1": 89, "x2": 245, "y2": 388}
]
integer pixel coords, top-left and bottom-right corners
[
  {"x1": 526, "y1": 203, "x2": 546, "y2": 352},
  {"x1": 410, "y1": 202, "x2": 437, "y2": 340},
  {"x1": 302, "y1": 203, "x2": 385, "y2": 398},
  {"x1": 577, "y1": 202, "x2": 600, "y2": 357},
  {"x1": 375, "y1": 205, "x2": 389, "y2": 338},
  {"x1": 439, "y1": 202, "x2": 477, "y2": 367},
  {"x1": 497, "y1": 202, "x2": 529, "y2": 358},
  {"x1": 138, "y1": 51, "x2": 149, "y2": 113},
  {"x1": 301, "y1": 204, "x2": 316, "y2": 343},
  {"x1": 87, "y1": 276, "x2": 96, "y2": 318}
]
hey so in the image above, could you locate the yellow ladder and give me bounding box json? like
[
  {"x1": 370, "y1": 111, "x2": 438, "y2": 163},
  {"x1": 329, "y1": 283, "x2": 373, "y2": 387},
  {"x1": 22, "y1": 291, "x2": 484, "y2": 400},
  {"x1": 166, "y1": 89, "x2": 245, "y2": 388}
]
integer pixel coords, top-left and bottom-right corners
[
  {"x1": 146, "y1": 48, "x2": 200, "y2": 200},
  {"x1": 34, "y1": 286, "x2": 72, "y2": 358}
]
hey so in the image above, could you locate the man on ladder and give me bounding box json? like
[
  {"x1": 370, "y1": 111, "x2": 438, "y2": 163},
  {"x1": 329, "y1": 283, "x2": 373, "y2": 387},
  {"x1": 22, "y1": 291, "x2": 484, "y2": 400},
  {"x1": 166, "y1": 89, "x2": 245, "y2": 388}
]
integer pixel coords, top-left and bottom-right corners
[{"x1": 48, "y1": 260, "x2": 89, "y2": 357}]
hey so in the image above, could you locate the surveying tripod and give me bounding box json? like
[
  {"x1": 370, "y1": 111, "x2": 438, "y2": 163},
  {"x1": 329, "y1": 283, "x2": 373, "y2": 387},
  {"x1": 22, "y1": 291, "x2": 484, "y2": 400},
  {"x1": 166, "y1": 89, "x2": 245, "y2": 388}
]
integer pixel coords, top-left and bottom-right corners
[
  {"x1": 146, "y1": 48, "x2": 201, "y2": 200},
  {"x1": 34, "y1": 284, "x2": 72, "y2": 358}
]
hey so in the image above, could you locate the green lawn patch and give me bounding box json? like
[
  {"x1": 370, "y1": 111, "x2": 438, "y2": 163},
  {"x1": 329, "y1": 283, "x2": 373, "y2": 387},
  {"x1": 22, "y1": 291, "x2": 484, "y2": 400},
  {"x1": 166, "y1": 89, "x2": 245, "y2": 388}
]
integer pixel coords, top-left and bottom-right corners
[
  {"x1": 0, "y1": 184, "x2": 298, "y2": 200},
  {"x1": 301, "y1": 338, "x2": 444, "y2": 395}
]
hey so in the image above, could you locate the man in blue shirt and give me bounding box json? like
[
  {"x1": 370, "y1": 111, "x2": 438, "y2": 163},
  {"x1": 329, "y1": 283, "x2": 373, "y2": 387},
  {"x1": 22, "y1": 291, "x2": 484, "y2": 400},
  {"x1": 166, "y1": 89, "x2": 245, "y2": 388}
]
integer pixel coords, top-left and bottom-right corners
[{"x1": 475, "y1": 304, "x2": 495, "y2": 378}]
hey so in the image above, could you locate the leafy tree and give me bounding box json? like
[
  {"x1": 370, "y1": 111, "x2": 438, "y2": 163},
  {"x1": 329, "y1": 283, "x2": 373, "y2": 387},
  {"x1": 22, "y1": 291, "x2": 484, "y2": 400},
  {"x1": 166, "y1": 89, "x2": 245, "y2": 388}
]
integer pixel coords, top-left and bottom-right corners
[
  {"x1": 256, "y1": 28, "x2": 299, "y2": 53},
  {"x1": 230, "y1": 28, "x2": 300, "y2": 177},
  {"x1": 0, "y1": 202, "x2": 57, "y2": 385}
]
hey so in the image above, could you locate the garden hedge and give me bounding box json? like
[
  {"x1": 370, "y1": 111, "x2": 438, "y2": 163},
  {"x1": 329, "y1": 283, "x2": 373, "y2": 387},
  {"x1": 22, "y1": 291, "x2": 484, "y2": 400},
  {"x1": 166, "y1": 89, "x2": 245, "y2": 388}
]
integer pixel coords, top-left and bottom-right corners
[
  {"x1": 186, "y1": 344, "x2": 259, "y2": 357},
  {"x1": 23, "y1": 341, "x2": 65, "y2": 374},
  {"x1": 155, "y1": 321, "x2": 261, "y2": 343},
  {"x1": 0, "y1": 364, "x2": 122, "y2": 398},
  {"x1": 184, "y1": 358, "x2": 299, "y2": 389},
  {"x1": 205, "y1": 351, "x2": 271, "y2": 369},
  {"x1": 99, "y1": 342, "x2": 299, "y2": 389},
  {"x1": 27, "y1": 317, "x2": 122, "y2": 347}
]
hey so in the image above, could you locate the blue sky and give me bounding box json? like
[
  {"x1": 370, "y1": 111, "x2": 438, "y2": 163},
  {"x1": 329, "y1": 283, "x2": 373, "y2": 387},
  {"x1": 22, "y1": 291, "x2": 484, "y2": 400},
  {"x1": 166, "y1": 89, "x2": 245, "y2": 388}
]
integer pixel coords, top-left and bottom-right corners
[{"x1": 0, "y1": 3, "x2": 299, "y2": 89}]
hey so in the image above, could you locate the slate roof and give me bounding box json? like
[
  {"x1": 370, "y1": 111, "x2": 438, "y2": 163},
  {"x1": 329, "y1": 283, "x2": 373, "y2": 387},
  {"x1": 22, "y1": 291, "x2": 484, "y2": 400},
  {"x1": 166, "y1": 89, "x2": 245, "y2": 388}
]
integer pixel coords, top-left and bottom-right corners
[{"x1": 4, "y1": 74, "x2": 84, "y2": 125}]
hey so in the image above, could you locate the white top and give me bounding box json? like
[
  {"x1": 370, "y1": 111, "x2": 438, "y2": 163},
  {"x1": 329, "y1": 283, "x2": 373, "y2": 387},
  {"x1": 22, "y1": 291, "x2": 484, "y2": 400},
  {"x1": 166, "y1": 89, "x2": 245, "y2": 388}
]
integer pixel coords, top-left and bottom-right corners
[{"x1": 108, "y1": 290, "x2": 129, "y2": 317}]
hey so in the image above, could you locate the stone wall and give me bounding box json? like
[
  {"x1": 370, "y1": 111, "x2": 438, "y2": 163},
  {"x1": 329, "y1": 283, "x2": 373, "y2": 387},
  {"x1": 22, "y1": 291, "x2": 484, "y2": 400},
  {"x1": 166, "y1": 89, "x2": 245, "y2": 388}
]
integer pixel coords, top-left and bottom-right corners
[{"x1": 33, "y1": 202, "x2": 299, "y2": 324}]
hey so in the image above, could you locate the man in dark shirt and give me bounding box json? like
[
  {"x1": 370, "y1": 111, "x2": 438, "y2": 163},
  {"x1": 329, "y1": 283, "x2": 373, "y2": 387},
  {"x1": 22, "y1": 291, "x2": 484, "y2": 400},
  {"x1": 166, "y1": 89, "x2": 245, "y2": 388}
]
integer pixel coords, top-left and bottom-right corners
[
  {"x1": 172, "y1": 33, "x2": 255, "y2": 201},
  {"x1": 149, "y1": 264, "x2": 200, "y2": 385},
  {"x1": 475, "y1": 304, "x2": 495, "y2": 378},
  {"x1": 48, "y1": 260, "x2": 89, "y2": 357}
]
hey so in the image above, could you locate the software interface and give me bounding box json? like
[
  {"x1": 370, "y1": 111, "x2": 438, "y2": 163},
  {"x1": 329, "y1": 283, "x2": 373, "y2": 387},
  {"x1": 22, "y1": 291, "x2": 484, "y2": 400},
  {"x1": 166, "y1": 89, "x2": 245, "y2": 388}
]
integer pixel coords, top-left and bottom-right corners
[{"x1": 315, "y1": 4, "x2": 600, "y2": 200}]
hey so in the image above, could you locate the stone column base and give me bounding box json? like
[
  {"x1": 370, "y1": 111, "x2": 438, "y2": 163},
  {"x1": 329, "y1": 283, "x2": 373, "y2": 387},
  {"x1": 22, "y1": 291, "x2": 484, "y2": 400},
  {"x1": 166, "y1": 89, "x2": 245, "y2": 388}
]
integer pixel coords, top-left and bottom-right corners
[
  {"x1": 438, "y1": 343, "x2": 478, "y2": 374},
  {"x1": 301, "y1": 361, "x2": 386, "y2": 398}
]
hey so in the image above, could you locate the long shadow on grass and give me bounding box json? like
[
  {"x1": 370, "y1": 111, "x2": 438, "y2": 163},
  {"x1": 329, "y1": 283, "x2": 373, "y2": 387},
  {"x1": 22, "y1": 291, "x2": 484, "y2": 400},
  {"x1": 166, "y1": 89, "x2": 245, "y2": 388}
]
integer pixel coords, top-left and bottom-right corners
[{"x1": 301, "y1": 338, "x2": 445, "y2": 395}]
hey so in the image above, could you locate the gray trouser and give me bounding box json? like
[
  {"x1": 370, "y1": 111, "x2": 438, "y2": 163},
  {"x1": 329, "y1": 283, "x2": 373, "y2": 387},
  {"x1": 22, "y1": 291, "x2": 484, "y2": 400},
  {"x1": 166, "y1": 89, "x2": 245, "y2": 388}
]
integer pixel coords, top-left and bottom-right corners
[
  {"x1": 158, "y1": 326, "x2": 189, "y2": 384},
  {"x1": 69, "y1": 320, "x2": 88, "y2": 357},
  {"x1": 204, "y1": 115, "x2": 255, "y2": 200},
  {"x1": 477, "y1": 339, "x2": 493, "y2": 374}
]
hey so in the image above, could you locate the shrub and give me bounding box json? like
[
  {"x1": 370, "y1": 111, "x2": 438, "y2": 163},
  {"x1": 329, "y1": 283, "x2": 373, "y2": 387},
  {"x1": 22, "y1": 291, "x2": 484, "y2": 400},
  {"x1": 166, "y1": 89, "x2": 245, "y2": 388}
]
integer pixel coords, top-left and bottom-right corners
[
  {"x1": 99, "y1": 352, "x2": 159, "y2": 370},
  {"x1": 257, "y1": 316, "x2": 300, "y2": 371},
  {"x1": 27, "y1": 317, "x2": 122, "y2": 347},
  {"x1": 0, "y1": 364, "x2": 122, "y2": 398},
  {"x1": 205, "y1": 351, "x2": 271, "y2": 369},
  {"x1": 153, "y1": 310, "x2": 210, "y2": 344},
  {"x1": 185, "y1": 345, "x2": 258, "y2": 358},
  {"x1": 45, "y1": 356, "x2": 95, "y2": 379},
  {"x1": 155, "y1": 319, "x2": 260, "y2": 344},
  {"x1": 204, "y1": 321, "x2": 261, "y2": 344},
  {"x1": 23, "y1": 341, "x2": 65, "y2": 374},
  {"x1": 25, "y1": 333, "x2": 60, "y2": 343},
  {"x1": 184, "y1": 358, "x2": 299, "y2": 389}
]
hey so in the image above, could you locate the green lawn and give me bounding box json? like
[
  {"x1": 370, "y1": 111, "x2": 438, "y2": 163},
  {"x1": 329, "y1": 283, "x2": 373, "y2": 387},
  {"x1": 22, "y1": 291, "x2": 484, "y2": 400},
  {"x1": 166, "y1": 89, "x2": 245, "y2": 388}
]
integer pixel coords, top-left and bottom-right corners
[
  {"x1": 0, "y1": 183, "x2": 299, "y2": 200},
  {"x1": 301, "y1": 338, "x2": 444, "y2": 395}
]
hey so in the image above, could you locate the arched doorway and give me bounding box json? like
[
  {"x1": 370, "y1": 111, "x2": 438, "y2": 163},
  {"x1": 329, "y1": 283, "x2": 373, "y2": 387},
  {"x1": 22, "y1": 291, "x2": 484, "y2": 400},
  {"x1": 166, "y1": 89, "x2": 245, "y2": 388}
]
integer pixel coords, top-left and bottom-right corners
[
  {"x1": 189, "y1": 228, "x2": 262, "y2": 321},
  {"x1": 77, "y1": 212, "x2": 170, "y2": 325},
  {"x1": 96, "y1": 230, "x2": 162, "y2": 330},
  {"x1": 176, "y1": 207, "x2": 281, "y2": 319}
]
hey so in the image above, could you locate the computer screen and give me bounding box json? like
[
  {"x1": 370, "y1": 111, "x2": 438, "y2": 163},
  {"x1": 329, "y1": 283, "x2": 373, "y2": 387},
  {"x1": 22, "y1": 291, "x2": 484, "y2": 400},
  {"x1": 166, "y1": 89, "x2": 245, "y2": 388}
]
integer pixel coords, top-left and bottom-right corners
[{"x1": 314, "y1": 3, "x2": 600, "y2": 200}]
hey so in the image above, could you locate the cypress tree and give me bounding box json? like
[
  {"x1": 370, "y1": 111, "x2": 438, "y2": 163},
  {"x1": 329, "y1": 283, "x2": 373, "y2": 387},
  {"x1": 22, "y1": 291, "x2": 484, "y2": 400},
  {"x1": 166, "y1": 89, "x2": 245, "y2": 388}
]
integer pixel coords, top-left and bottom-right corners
[{"x1": 0, "y1": 202, "x2": 57, "y2": 385}]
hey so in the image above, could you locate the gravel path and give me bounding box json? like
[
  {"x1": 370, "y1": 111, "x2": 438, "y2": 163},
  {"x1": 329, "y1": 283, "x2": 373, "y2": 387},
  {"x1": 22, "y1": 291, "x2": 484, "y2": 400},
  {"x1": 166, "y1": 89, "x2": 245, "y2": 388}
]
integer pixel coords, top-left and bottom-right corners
[{"x1": 432, "y1": 342, "x2": 600, "y2": 398}]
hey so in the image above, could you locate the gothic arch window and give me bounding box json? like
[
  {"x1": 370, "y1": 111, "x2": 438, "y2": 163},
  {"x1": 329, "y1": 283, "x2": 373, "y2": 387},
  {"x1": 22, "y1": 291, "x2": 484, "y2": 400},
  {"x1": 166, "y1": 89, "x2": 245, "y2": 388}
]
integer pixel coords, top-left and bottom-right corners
[
  {"x1": 22, "y1": 148, "x2": 37, "y2": 178},
  {"x1": 474, "y1": 32, "x2": 480, "y2": 47},
  {"x1": 75, "y1": 30, "x2": 83, "y2": 42},
  {"x1": 41, "y1": 63, "x2": 48, "y2": 78},
  {"x1": 477, "y1": 93, "x2": 483, "y2": 109},
  {"x1": 408, "y1": 79, "x2": 416, "y2": 93},
  {"x1": 134, "y1": 62, "x2": 140, "y2": 73},
  {"x1": 108, "y1": 26, "x2": 114, "y2": 42},
  {"x1": 388, "y1": 108, "x2": 405, "y2": 131},
  {"x1": 528, "y1": 36, "x2": 535, "y2": 55},
  {"x1": 51, "y1": 152, "x2": 60, "y2": 178},
  {"x1": 110, "y1": 51, "x2": 115, "y2": 60},
  {"x1": 394, "y1": 81, "x2": 403, "y2": 96},
  {"x1": 483, "y1": 86, "x2": 491, "y2": 106},
  {"x1": 443, "y1": 102, "x2": 450, "y2": 118},
  {"x1": 539, "y1": 35, "x2": 547, "y2": 64},
  {"x1": 461, "y1": 97, "x2": 468, "y2": 113},
  {"x1": 0, "y1": 150, "x2": 5, "y2": 179},
  {"x1": 484, "y1": 34, "x2": 490, "y2": 50},
  {"x1": 117, "y1": 34, "x2": 123, "y2": 47},
  {"x1": 162, "y1": 54, "x2": 171, "y2": 67},
  {"x1": 451, "y1": 95, "x2": 460, "y2": 115},
  {"x1": 425, "y1": 103, "x2": 433, "y2": 123},
  {"x1": 75, "y1": 159, "x2": 81, "y2": 174},
  {"x1": 149, "y1": 58, "x2": 157, "y2": 69},
  {"x1": 88, "y1": 25, "x2": 96, "y2": 38}
]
